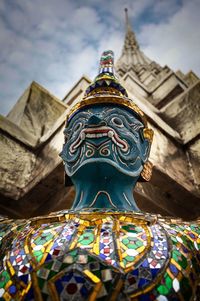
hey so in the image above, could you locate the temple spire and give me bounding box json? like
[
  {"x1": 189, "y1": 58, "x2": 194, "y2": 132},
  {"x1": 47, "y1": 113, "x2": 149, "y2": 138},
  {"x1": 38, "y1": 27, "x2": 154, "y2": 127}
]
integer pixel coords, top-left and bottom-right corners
[
  {"x1": 123, "y1": 8, "x2": 139, "y2": 50},
  {"x1": 115, "y1": 8, "x2": 154, "y2": 74},
  {"x1": 124, "y1": 8, "x2": 133, "y2": 34},
  {"x1": 124, "y1": 8, "x2": 130, "y2": 31}
]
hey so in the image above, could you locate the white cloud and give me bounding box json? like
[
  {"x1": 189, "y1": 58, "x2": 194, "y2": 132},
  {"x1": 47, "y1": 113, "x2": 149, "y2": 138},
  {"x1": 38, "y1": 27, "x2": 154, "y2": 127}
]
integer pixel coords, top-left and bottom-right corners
[
  {"x1": 139, "y1": 0, "x2": 200, "y2": 75},
  {"x1": 0, "y1": 0, "x2": 199, "y2": 116}
]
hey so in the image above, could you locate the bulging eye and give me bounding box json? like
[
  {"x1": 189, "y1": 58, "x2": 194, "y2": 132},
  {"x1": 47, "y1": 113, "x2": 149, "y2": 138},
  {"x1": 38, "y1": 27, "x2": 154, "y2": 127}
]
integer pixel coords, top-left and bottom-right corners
[
  {"x1": 73, "y1": 122, "x2": 82, "y2": 132},
  {"x1": 111, "y1": 117, "x2": 124, "y2": 127}
]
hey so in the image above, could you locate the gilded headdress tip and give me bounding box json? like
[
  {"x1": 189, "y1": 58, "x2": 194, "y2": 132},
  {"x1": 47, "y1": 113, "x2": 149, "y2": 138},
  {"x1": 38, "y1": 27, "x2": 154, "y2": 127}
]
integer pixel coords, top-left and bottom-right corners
[{"x1": 84, "y1": 49, "x2": 128, "y2": 98}]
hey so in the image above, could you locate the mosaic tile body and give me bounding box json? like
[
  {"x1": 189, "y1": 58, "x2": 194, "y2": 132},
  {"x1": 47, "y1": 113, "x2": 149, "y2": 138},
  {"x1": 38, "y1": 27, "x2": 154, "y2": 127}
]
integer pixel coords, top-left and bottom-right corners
[{"x1": 0, "y1": 211, "x2": 199, "y2": 300}]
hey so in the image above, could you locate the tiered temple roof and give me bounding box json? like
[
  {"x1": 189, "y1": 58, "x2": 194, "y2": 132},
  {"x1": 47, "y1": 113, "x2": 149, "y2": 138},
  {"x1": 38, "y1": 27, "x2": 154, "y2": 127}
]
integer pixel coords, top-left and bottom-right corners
[{"x1": 0, "y1": 12, "x2": 199, "y2": 219}]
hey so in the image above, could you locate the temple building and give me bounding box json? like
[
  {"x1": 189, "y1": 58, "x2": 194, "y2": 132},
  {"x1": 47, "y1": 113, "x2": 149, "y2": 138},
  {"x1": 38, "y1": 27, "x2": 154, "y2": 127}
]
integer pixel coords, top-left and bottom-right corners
[{"x1": 0, "y1": 11, "x2": 200, "y2": 220}]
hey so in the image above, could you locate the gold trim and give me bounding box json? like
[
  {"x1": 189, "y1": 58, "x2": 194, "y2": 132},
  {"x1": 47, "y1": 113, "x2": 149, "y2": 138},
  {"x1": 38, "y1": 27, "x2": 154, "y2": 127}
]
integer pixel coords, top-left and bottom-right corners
[
  {"x1": 110, "y1": 278, "x2": 124, "y2": 301},
  {"x1": 67, "y1": 95, "x2": 147, "y2": 125},
  {"x1": 83, "y1": 269, "x2": 102, "y2": 301},
  {"x1": 31, "y1": 271, "x2": 43, "y2": 301},
  {"x1": 143, "y1": 128, "x2": 154, "y2": 143},
  {"x1": 70, "y1": 223, "x2": 86, "y2": 250},
  {"x1": 66, "y1": 95, "x2": 155, "y2": 142},
  {"x1": 93, "y1": 222, "x2": 101, "y2": 255},
  {"x1": 3, "y1": 292, "x2": 11, "y2": 301},
  {"x1": 120, "y1": 224, "x2": 152, "y2": 272},
  {"x1": 86, "y1": 87, "x2": 123, "y2": 97}
]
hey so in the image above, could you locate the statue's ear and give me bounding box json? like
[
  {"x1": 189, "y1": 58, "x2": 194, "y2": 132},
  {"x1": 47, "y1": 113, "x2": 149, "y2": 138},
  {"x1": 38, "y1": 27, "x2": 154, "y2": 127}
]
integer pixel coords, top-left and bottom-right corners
[
  {"x1": 138, "y1": 160, "x2": 153, "y2": 182},
  {"x1": 138, "y1": 130, "x2": 153, "y2": 182}
]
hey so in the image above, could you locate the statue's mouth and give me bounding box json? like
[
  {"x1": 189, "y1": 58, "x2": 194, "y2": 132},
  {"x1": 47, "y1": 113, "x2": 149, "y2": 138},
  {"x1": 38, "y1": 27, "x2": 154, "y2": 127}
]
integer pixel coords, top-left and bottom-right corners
[{"x1": 69, "y1": 126, "x2": 128, "y2": 153}]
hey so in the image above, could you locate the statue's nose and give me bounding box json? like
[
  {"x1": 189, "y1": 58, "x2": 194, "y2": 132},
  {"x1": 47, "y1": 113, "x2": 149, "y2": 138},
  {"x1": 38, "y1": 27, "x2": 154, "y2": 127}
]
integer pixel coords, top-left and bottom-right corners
[{"x1": 87, "y1": 115, "x2": 106, "y2": 127}]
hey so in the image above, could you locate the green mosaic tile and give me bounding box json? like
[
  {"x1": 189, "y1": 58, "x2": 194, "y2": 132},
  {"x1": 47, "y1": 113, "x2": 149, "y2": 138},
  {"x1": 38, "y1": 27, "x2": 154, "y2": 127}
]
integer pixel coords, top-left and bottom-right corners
[
  {"x1": 165, "y1": 274, "x2": 172, "y2": 289},
  {"x1": 78, "y1": 233, "x2": 94, "y2": 245},
  {"x1": 122, "y1": 238, "x2": 129, "y2": 245},
  {"x1": 33, "y1": 250, "x2": 44, "y2": 262},
  {"x1": 122, "y1": 225, "x2": 141, "y2": 233},
  {"x1": 0, "y1": 270, "x2": 10, "y2": 288},
  {"x1": 172, "y1": 249, "x2": 181, "y2": 262},
  {"x1": 178, "y1": 254, "x2": 188, "y2": 269},
  {"x1": 190, "y1": 225, "x2": 200, "y2": 234},
  {"x1": 125, "y1": 255, "x2": 134, "y2": 262},
  {"x1": 34, "y1": 232, "x2": 54, "y2": 245}
]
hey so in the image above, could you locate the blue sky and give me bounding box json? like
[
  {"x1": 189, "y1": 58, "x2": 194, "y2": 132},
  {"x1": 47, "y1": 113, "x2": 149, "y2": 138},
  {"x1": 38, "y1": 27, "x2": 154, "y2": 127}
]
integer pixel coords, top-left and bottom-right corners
[{"x1": 0, "y1": 0, "x2": 200, "y2": 116}]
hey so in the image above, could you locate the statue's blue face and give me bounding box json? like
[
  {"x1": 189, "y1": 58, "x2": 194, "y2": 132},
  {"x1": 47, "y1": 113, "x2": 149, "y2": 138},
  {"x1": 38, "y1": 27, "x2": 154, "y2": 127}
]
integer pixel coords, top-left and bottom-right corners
[{"x1": 60, "y1": 105, "x2": 150, "y2": 178}]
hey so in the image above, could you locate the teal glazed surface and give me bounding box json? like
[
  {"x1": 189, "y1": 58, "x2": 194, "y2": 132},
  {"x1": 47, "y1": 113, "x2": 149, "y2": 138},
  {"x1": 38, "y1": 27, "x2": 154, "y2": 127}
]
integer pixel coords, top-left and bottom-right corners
[{"x1": 60, "y1": 104, "x2": 150, "y2": 212}]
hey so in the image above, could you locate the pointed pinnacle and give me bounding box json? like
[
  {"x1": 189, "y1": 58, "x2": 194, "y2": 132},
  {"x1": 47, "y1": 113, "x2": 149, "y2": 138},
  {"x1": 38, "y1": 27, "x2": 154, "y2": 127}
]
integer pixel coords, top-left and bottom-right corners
[
  {"x1": 124, "y1": 8, "x2": 131, "y2": 32},
  {"x1": 123, "y1": 8, "x2": 139, "y2": 50}
]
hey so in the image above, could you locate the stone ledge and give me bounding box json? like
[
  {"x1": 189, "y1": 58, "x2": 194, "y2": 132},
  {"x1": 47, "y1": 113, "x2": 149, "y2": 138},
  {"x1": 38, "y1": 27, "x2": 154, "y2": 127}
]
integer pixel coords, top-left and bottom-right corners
[
  {"x1": 0, "y1": 115, "x2": 38, "y2": 148},
  {"x1": 160, "y1": 80, "x2": 200, "y2": 144},
  {"x1": 123, "y1": 78, "x2": 183, "y2": 143}
]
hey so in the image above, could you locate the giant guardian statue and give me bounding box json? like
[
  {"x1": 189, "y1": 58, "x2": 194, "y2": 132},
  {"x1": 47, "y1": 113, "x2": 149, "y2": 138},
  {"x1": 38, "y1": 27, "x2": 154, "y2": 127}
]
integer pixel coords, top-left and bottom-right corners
[{"x1": 0, "y1": 51, "x2": 199, "y2": 301}]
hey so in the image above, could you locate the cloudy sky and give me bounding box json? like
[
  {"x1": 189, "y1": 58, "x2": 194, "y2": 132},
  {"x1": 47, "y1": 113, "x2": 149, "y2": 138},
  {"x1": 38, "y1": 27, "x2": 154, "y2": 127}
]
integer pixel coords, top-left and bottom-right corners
[{"x1": 0, "y1": 0, "x2": 200, "y2": 116}]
